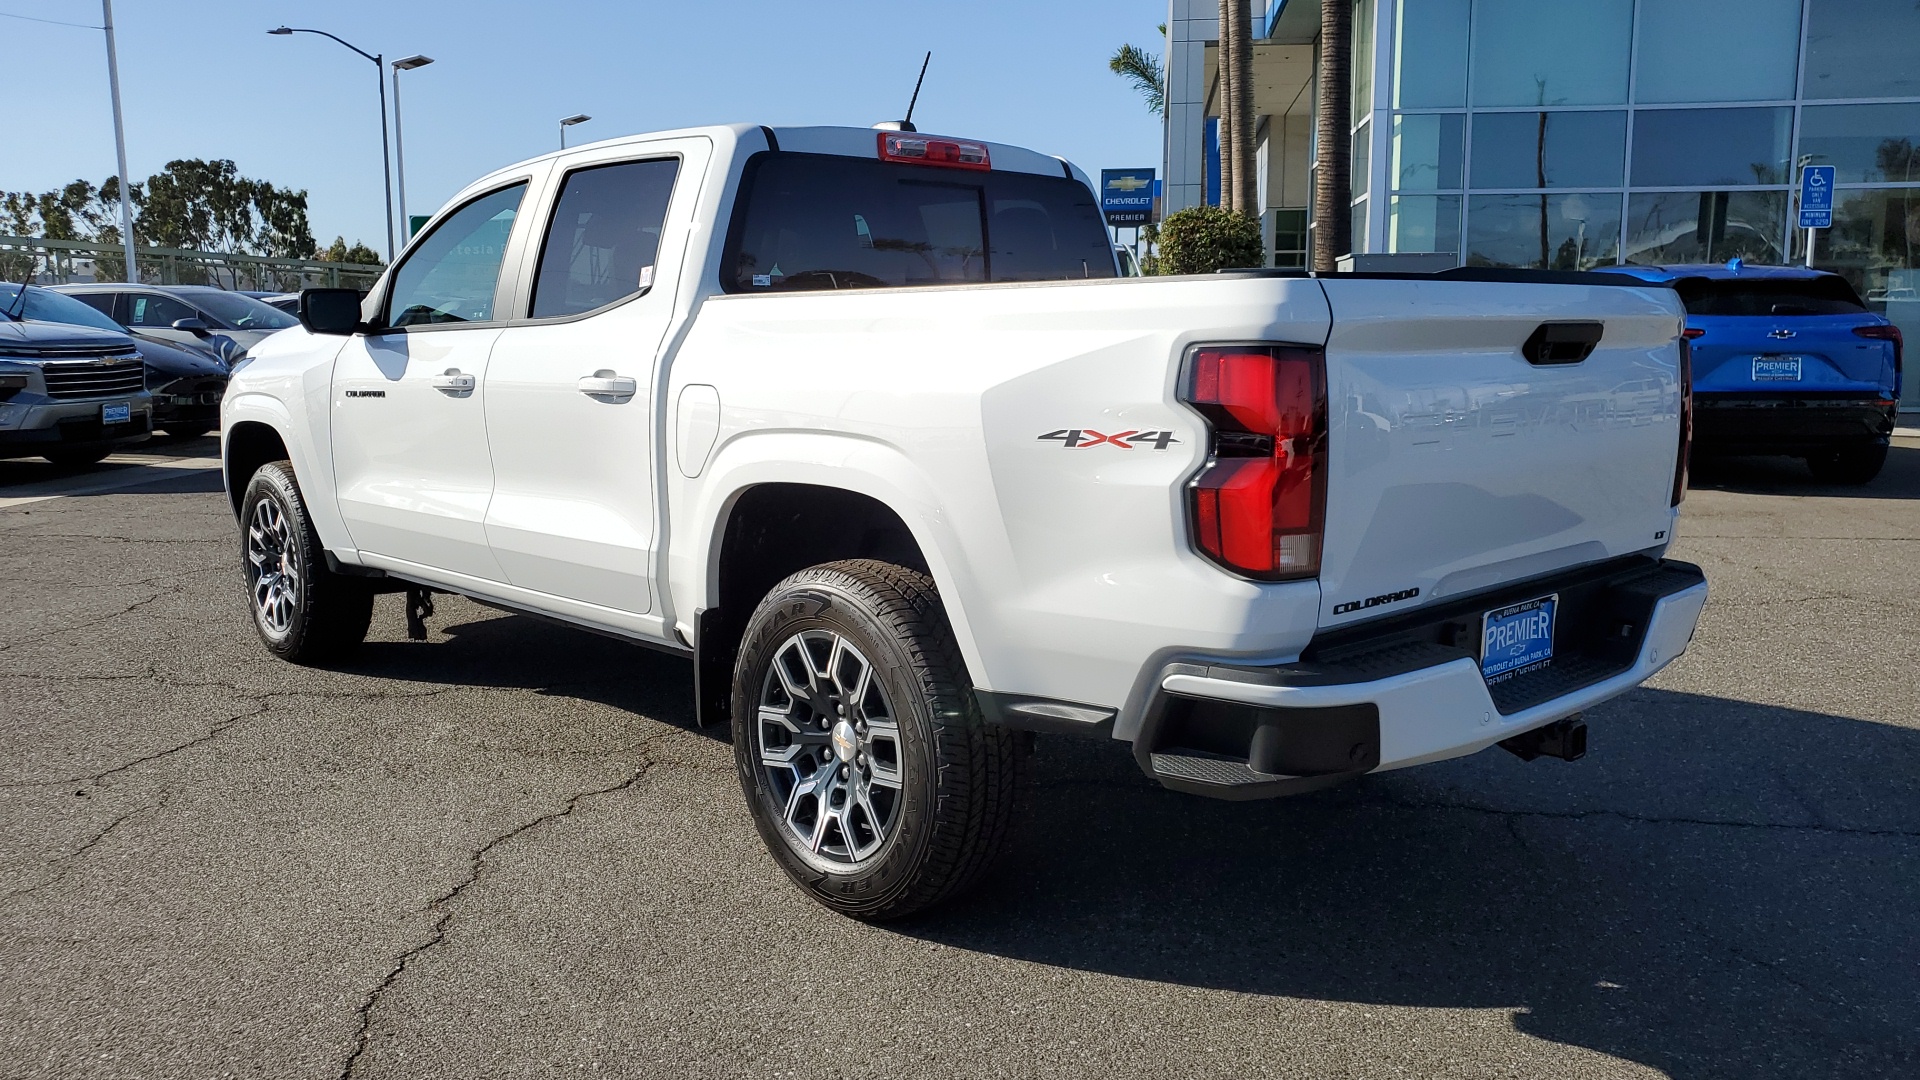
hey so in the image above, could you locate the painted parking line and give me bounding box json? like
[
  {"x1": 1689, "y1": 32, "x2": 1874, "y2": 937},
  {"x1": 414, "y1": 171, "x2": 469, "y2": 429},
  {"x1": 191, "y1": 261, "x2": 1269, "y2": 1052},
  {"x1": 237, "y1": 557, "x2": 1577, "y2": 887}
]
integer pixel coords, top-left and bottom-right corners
[{"x1": 0, "y1": 453, "x2": 222, "y2": 510}]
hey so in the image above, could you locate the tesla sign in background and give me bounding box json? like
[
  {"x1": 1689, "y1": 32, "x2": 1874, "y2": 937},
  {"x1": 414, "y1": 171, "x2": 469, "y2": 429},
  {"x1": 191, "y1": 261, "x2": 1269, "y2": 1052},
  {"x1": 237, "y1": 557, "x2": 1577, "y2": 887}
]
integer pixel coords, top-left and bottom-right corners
[{"x1": 1101, "y1": 169, "x2": 1157, "y2": 225}]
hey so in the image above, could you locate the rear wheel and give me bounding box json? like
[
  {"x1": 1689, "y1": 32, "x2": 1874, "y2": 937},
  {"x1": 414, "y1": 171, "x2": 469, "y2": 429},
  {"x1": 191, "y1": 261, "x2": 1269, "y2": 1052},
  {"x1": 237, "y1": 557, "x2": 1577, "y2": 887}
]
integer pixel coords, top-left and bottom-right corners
[
  {"x1": 42, "y1": 447, "x2": 112, "y2": 467},
  {"x1": 732, "y1": 559, "x2": 1025, "y2": 921},
  {"x1": 1806, "y1": 442, "x2": 1888, "y2": 485},
  {"x1": 240, "y1": 460, "x2": 373, "y2": 663}
]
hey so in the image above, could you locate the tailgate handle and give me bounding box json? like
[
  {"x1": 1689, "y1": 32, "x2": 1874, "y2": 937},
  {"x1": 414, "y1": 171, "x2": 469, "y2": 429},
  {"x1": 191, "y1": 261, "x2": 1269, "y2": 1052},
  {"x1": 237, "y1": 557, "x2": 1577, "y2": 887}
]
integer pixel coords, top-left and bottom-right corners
[{"x1": 1523, "y1": 321, "x2": 1604, "y2": 366}]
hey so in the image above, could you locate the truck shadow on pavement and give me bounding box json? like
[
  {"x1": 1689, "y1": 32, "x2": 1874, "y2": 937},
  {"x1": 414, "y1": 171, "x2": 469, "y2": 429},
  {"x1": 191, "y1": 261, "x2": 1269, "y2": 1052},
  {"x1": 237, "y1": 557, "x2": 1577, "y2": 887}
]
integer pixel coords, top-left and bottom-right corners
[
  {"x1": 909, "y1": 689, "x2": 1920, "y2": 1079},
  {"x1": 1691, "y1": 441, "x2": 1919, "y2": 499}
]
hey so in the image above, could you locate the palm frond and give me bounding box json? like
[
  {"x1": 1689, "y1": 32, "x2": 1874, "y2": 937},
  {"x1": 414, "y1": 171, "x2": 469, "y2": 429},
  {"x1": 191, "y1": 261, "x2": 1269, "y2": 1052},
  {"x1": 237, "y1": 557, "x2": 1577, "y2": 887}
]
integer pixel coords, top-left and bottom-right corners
[{"x1": 1109, "y1": 43, "x2": 1165, "y2": 116}]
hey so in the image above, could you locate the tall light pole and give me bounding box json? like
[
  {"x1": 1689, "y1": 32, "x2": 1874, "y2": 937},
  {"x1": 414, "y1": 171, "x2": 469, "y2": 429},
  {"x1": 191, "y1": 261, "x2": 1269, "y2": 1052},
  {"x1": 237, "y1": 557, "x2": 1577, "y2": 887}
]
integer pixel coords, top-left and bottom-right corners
[
  {"x1": 391, "y1": 54, "x2": 434, "y2": 242},
  {"x1": 268, "y1": 25, "x2": 396, "y2": 261},
  {"x1": 559, "y1": 113, "x2": 591, "y2": 150},
  {"x1": 100, "y1": 0, "x2": 137, "y2": 281}
]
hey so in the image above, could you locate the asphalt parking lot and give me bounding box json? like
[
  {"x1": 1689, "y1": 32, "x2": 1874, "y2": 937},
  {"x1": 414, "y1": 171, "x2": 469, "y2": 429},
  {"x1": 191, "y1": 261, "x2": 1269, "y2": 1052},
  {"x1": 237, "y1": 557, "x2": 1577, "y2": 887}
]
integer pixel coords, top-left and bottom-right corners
[{"x1": 2, "y1": 434, "x2": 1916, "y2": 1080}]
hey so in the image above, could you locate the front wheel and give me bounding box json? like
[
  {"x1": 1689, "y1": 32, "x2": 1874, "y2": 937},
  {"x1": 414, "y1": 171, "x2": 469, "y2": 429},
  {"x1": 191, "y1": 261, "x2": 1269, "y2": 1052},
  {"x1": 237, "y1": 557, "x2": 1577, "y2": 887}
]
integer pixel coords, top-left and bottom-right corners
[
  {"x1": 1806, "y1": 442, "x2": 1888, "y2": 485},
  {"x1": 240, "y1": 460, "x2": 373, "y2": 663},
  {"x1": 732, "y1": 559, "x2": 1025, "y2": 921}
]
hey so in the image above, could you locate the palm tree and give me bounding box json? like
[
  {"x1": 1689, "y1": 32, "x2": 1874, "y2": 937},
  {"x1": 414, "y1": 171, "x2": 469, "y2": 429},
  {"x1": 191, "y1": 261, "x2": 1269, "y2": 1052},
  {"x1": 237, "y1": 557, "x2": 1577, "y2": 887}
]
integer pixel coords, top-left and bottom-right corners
[
  {"x1": 1108, "y1": 33, "x2": 1165, "y2": 116},
  {"x1": 1313, "y1": 0, "x2": 1352, "y2": 270},
  {"x1": 1225, "y1": 0, "x2": 1258, "y2": 217}
]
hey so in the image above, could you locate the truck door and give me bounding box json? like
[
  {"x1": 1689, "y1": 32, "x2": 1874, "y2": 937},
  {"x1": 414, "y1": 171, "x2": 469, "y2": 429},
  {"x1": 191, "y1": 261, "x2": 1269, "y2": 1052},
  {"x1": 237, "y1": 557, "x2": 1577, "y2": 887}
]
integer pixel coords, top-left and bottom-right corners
[
  {"x1": 481, "y1": 139, "x2": 707, "y2": 618},
  {"x1": 330, "y1": 179, "x2": 534, "y2": 583}
]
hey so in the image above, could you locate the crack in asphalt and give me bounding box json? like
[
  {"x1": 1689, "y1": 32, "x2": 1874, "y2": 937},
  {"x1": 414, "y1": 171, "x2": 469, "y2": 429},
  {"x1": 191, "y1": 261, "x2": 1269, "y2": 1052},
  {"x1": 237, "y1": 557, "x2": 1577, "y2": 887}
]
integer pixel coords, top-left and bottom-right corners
[
  {"x1": 0, "y1": 792, "x2": 169, "y2": 903},
  {"x1": 1377, "y1": 792, "x2": 1920, "y2": 841},
  {"x1": 336, "y1": 758, "x2": 656, "y2": 1080},
  {"x1": 0, "y1": 565, "x2": 227, "y2": 655}
]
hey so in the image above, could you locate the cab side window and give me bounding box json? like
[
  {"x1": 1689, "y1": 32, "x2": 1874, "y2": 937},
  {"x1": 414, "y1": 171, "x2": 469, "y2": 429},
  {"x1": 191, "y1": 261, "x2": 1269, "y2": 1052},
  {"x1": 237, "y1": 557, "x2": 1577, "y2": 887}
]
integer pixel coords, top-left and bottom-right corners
[
  {"x1": 529, "y1": 158, "x2": 680, "y2": 319},
  {"x1": 383, "y1": 183, "x2": 527, "y2": 328},
  {"x1": 127, "y1": 293, "x2": 196, "y2": 328}
]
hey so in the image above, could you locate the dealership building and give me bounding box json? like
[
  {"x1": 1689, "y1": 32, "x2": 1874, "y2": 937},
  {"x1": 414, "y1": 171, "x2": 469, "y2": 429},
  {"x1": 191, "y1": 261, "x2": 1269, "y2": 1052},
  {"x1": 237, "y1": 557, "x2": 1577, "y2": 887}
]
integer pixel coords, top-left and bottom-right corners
[{"x1": 1163, "y1": 0, "x2": 1920, "y2": 405}]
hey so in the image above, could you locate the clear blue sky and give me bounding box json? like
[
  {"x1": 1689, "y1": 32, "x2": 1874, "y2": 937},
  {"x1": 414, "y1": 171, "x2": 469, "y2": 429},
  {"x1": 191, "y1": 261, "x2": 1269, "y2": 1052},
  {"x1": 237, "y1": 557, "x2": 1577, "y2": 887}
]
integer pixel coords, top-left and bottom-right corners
[{"x1": 2, "y1": 0, "x2": 1167, "y2": 252}]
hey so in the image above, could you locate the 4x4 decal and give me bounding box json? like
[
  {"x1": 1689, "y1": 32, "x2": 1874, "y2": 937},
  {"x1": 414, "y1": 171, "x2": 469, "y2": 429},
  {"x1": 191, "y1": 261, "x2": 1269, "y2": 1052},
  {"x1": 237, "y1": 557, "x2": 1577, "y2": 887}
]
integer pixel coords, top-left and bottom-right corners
[{"x1": 1038, "y1": 429, "x2": 1180, "y2": 450}]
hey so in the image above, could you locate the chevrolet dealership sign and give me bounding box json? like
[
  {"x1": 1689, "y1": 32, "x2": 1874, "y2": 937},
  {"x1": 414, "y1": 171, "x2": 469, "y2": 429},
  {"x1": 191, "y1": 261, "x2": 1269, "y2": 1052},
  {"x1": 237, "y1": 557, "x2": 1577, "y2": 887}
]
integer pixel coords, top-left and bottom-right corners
[{"x1": 1100, "y1": 169, "x2": 1158, "y2": 225}]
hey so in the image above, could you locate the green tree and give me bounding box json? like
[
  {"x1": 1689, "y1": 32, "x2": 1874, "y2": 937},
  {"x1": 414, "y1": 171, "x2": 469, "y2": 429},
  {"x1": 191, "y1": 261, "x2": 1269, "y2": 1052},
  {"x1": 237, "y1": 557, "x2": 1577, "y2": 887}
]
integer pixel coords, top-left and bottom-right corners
[
  {"x1": 318, "y1": 236, "x2": 382, "y2": 265},
  {"x1": 1156, "y1": 206, "x2": 1262, "y2": 275},
  {"x1": 1108, "y1": 27, "x2": 1166, "y2": 116}
]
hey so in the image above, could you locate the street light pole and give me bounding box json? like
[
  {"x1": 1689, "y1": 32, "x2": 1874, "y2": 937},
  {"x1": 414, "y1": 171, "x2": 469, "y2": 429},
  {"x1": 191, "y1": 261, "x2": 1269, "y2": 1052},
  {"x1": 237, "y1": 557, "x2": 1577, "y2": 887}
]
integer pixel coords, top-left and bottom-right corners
[
  {"x1": 100, "y1": 0, "x2": 137, "y2": 282},
  {"x1": 391, "y1": 55, "x2": 434, "y2": 243},
  {"x1": 559, "y1": 113, "x2": 591, "y2": 150},
  {"x1": 268, "y1": 26, "x2": 397, "y2": 261}
]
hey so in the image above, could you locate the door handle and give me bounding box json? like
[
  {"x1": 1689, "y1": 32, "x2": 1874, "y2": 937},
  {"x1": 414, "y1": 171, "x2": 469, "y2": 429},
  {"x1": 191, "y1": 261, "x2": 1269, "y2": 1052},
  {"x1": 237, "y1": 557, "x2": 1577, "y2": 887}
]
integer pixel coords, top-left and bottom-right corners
[
  {"x1": 578, "y1": 372, "x2": 637, "y2": 397},
  {"x1": 431, "y1": 369, "x2": 476, "y2": 393}
]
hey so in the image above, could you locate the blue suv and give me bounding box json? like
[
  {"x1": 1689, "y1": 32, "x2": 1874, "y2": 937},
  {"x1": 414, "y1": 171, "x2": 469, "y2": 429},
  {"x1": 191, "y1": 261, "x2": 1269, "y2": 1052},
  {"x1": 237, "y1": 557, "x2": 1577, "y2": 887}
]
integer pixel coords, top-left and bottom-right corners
[{"x1": 1598, "y1": 262, "x2": 1902, "y2": 484}]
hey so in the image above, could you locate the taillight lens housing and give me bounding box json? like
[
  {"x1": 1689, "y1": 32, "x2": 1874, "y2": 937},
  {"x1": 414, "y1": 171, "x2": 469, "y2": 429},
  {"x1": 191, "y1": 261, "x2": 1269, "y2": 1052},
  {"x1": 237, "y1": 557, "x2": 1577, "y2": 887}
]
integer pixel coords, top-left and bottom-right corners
[
  {"x1": 1853, "y1": 323, "x2": 1904, "y2": 386},
  {"x1": 877, "y1": 132, "x2": 991, "y2": 170},
  {"x1": 1182, "y1": 346, "x2": 1328, "y2": 580},
  {"x1": 1673, "y1": 335, "x2": 1693, "y2": 507}
]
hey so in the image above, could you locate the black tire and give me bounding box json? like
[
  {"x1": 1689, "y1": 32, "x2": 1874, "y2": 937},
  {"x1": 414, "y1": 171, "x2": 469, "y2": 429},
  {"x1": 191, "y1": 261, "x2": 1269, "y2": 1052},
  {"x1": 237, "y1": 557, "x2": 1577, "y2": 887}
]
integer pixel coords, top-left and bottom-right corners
[
  {"x1": 163, "y1": 424, "x2": 213, "y2": 440},
  {"x1": 239, "y1": 460, "x2": 373, "y2": 664},
  {"x1": 42, "y1": 447, "x2": 112, "y2": 467},
  {"x1": 732, "y1": 559, "x2": 1024, "y2": 921},
  {"x1": 1806, "y1": 442, "x2": 1888, "y2": 485}
]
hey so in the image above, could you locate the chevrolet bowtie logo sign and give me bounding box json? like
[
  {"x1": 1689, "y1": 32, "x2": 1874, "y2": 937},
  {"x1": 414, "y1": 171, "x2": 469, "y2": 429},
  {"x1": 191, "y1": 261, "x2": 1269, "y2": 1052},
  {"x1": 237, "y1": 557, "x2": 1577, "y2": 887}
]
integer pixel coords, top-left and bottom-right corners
[{"x1": 1100, "y1": 168, "x2": 1158, "y2": 225}]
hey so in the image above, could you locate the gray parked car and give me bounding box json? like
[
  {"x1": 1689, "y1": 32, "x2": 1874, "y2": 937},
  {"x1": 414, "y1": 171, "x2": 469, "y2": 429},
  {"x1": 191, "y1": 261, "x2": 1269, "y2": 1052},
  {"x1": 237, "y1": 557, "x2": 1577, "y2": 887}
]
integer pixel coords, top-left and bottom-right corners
[
  {"x1": 0, "y1": 283, "x2": 154, "y2": 466},
  {"x1": 53, "y1": 283, "x2": 298, "y2": 355}
]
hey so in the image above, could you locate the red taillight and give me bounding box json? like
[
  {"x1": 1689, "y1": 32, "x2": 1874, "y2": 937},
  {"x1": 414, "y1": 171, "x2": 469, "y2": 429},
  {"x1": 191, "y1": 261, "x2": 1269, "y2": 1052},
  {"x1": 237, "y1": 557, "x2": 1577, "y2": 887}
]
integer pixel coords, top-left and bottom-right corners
[
  {"x1": 1183, "y1": 346, "x2": 1327, "y2": 580},
  {"x1": 1673, "y1": 336, "x2": 1693, "y2": 507},
  {"x1": 877, "y1": 132, "x2": 991, "y2": 170},
  {"x1": 1853, "y1": 323, "x2": 1904, "y2": 376},
  {"x1": 1682, "y1": 326, "x2": 1705, "y2": 340}
]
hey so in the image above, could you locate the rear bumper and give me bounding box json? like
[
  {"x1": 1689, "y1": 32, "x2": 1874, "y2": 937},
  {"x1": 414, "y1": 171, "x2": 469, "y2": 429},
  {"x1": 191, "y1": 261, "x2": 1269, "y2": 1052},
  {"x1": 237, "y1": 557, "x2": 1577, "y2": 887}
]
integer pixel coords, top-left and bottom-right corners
[
  {"x1": 1694, "y1": 394, "x2": 1896, "y2": 453},
  {"x1": 1133, "y1": 558, "x2": 1708, "y2": 800}
]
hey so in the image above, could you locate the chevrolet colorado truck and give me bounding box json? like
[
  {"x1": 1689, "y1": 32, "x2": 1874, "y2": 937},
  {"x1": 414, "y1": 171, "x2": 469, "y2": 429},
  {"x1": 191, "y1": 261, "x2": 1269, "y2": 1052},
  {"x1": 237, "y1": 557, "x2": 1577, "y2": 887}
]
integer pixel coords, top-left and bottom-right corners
[{"x1": 221, "y1": 124, "x2": 1708, "y2": 919}]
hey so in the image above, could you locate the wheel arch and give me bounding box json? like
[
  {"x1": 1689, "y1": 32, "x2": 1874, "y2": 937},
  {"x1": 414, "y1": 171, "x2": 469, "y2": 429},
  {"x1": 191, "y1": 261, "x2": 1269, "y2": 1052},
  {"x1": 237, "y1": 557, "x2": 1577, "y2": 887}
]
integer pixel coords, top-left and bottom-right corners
[
  {"x1": 223, "y1": 419, "x2": 290, "y2": 519},
  {"x1": 681, "y1": 442, "x2": 991, "y2": 727}
]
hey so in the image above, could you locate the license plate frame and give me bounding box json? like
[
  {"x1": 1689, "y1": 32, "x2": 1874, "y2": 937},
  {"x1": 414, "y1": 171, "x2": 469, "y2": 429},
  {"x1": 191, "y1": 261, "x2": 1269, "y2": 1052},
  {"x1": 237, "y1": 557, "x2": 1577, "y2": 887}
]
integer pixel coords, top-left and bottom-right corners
[
  {"x1": 1751, "y1": 355, "x2": 1804, "y2": 382},
  {"x1": 1481, "y1": 594, "x2": 1558, "y2": 683},
  {"x1": 101, "y1": 402, "x2": 131, "y2": 424}
]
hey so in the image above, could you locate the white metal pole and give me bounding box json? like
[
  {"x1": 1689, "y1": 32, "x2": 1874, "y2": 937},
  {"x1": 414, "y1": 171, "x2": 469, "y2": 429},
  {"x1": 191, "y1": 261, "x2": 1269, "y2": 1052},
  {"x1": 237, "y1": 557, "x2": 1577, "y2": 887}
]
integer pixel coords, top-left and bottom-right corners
[
  {"x1": 1806, "y1": 226, "x2": 1816, "y2": 268},
  {"x1": 392, "y1": 64, "x2": 408, "y2": 239},
  {"x1": 101, "y1": 0, "x2": 137, "y2": 282}
]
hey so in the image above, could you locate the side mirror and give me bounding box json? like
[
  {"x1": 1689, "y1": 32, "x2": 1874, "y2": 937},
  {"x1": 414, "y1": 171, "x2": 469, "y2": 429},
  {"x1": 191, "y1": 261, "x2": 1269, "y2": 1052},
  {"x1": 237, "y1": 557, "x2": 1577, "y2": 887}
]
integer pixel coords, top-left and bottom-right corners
[
  {"x1": 299, "y1": 289, "x2": 365, "y2": 336},
  {"x1": 170, "y1": 317, "x2": 212, "y2": 336}
]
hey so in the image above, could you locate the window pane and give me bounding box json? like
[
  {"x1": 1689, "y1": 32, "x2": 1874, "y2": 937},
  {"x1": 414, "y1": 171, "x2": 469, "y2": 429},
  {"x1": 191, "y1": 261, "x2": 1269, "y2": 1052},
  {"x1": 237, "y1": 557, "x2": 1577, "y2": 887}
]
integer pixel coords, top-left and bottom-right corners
[
  {"x1": 725, "y1": 153, "x2": 1113, "y2": 292},
  {"x1": 1272, "y1": 208, "x2": 1309, "y2": 268},
  {"x1": 1466, "y1": 193, "x2": 1622, "y2": 269},
  {"x1": 126, "y1": 293, "x2": 195, "y2": 328},
  {"x1": 386, "y1": 184, "x2": 526, "y2": 327},
  {"x1": 1800, "y1": 104, "x2": 1920, "y2": 184},
  {"x1": 1351, "y1": 0, "x2": 1376, "y2": 126},
  {"x1": 1823, "y1": 188, "x2": 1920, "y2": 306},
  {"x1": 1392, "y1": 114, "x2": 1464, "y2": 191},
  {"x1": 1351, "y1": 199, "x2": 1370, "y2": 255},
  {"x1": 1624, "y1": 191, "x2": 1786, "y2": 265},
  {"x1": 1806, "y1": 0, "x2": 1920, "y2": 100},
  {"x1": 1389, "y1": 195, "x2": 1463, "y2": 255},
  {"x1": 1353, "y1": 119, "x2": 1371, "y2": 197},
  {"x1": 1394, "y1": 0, "x2": 1470, "y2": 108},
  {"x1": 1470, "y1": 111, "x2": 1626, "y2": 189},
  {"x1": 530, "y1": 159, "x2": 680, "y2": 319},
  {"x1": 1635, "y1": 0, "x2": 1800, "y2": 103},
  {"x1": 1630, "y1": 108, "x2": 1792, "y2": 187},
  {"x1": 1471, "y1": 0, "x2": 1631, "y2": 107}
]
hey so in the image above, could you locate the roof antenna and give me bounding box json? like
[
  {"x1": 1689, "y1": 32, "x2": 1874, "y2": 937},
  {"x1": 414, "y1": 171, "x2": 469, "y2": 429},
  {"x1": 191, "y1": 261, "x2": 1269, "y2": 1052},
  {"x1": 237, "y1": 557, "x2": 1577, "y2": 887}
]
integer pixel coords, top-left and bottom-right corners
[{"x1": 875, "y1": 52, "x2": 932, "y2": 133}]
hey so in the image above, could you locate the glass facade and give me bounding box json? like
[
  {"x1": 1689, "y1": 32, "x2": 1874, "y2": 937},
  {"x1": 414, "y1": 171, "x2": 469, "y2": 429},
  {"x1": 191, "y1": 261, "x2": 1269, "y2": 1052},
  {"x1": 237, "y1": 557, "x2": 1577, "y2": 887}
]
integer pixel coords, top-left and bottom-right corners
[{"x1": 1377, "y1": 0, "x2": 1920, "y2": 318}]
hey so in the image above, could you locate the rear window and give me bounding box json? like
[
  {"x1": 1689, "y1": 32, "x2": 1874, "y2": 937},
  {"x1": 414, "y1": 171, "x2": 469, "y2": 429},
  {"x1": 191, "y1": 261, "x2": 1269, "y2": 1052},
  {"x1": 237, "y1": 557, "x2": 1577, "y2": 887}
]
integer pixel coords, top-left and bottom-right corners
[
  {"x1": 722, "y1": 152, "x2": 1115, "y2": 293},
  {"x1": 1673, "y1": 277, "x2": 1868, "y2": 317}
]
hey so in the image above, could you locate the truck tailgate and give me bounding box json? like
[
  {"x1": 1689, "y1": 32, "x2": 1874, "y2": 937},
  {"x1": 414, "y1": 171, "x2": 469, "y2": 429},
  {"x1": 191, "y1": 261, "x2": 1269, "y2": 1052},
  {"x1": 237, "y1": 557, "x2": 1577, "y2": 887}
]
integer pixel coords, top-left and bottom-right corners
[{"x1": 1315, "y1": 277, "x2": 1685, "y2": 630}]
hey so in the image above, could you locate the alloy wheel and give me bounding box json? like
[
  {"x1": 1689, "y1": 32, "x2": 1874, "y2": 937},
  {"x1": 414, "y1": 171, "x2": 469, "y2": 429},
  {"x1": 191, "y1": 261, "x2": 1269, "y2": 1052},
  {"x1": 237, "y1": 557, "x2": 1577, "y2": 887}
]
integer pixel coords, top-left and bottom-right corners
[
  {"x1": 755, "y1": 630, "x2": 903, "y2": 864},
  {"x1": 245, "y1": 496, "x2": 300, "y2": 636}
]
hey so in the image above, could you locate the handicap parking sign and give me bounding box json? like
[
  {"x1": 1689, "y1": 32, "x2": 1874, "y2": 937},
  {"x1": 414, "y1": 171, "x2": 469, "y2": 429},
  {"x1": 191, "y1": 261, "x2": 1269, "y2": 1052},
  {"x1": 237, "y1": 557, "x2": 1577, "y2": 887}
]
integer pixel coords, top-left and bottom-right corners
[{"x1": 1799, "y1": 165, "x2": 1835, "y2": 229}]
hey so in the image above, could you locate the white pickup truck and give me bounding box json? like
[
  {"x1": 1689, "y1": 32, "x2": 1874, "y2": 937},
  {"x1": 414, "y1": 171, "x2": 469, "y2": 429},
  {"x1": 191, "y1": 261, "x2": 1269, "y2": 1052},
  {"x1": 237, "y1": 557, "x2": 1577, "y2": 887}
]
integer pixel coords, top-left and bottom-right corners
[{"x1": 222, "y1": 124, "x2": 1707, "y2": 919}]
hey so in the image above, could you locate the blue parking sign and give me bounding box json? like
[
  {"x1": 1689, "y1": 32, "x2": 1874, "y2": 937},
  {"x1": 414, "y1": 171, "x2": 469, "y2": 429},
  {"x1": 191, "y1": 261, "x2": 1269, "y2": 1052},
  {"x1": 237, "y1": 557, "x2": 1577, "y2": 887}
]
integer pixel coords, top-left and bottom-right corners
[{"x1": 1799, "y1": 165, "x2": 1835, "y2": 229}]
